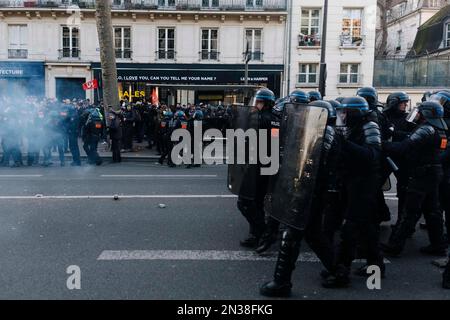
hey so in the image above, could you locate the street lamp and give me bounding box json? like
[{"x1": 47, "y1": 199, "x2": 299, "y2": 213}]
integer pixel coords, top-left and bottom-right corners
[{"x1": 319, "y1": 0, "x2": 328, "y2": 98}]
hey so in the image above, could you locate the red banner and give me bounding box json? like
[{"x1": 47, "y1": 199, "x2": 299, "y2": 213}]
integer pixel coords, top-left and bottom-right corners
[
  {"x1": 82, "y1": 79, "x2": 98, "y2": 91},
  {"x1": 151, "y1": 87, "x2": 159, "y2": 105}
]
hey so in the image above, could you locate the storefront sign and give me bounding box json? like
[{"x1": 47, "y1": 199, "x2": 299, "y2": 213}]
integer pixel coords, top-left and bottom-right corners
[{"x1": 0, "y1": 62, "x2": 44, "y2": 79}]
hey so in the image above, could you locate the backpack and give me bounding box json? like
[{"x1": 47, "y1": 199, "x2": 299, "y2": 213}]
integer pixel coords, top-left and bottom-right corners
[{"x1": 86, "y1": 108, "x2": 103, "y2": 133}]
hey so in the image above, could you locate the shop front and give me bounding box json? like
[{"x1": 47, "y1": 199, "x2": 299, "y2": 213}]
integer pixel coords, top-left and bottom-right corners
[
  {"x1": 91, "y1": 63, "x2": 283, "y2": 105},
  {"x1": 0, "y1": 61, "x2": 45, "y2": 98}
]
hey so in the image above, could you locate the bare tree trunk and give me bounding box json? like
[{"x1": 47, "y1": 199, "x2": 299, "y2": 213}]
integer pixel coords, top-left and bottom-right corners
[
  {"x1": 376, "y1": 0, "x2": 390, "y2": 57},
  {"x1": 95, "y1": 0, "x2": 119, "y2": 112}
]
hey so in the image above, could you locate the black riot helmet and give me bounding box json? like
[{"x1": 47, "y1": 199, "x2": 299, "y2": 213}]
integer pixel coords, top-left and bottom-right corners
[
  {"x1": 308, "y1": 91, "x2": 322, "y2": 102},
  {"x1": 249, "y1": 87, "x2": 276, "y2": 109},
  {"x1": 335, "y1": 96, "x2": 370, "y2": 128},
  {"x1": 422, "y1": 91, "x2": 434, "y2": 102},
  {"x1": 357, "y1": 87, "x2": 378, "y2": 109},
  {"x1": 289, "y1": 89, "x2": 310, "y2": 104},
  {"x1": 310, "y1": 100, "x2": 336, "y2": 125},
  {"x1": 429, "y1": 90, "x2": 450, "y2": 118},
  {"x1": 407, "y1": 101, "x2": 448, "y2": 130},
  {"x1": 384, "y1": 92, "x2": 410, "y2": 114}
]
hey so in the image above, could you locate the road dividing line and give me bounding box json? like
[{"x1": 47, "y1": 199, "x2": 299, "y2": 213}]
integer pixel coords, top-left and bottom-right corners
[
  {"x1": 0, "y1": 194, "x2": 237, "y2": 200},
  {"x1": 385, "y1": 197, "x2": 399, "y2": 201},
  {"x1": 0, "y1": 175, "x2": 43, "y2": 178},
  {"x1": 97, "y1": 250, "x2": 390, "y2": 263},
  {"x1": 100, "y1": 174, "x2": 218, "y2": 178}
]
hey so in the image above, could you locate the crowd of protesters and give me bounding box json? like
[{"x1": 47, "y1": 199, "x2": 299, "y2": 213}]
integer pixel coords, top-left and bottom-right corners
[{"x1": 0, "y1": 96, "x2": 233, "y2": 167}]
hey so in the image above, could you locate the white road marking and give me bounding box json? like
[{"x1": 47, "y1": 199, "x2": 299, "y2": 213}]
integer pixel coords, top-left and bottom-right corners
[
  {"x1": 97, "y1": 250, "x2": 390, "y2": 263},
  {"x1": 0, "y1": 194, "x2": 237, "y2": 200},
  {"x1": 385, "y1": 197, "x2": 399, "y2": 201},
  {"x1": 384, "y1": 193, "x2": 397, "y2": 196},
  {"x1": 0, "y1": 175, "x2": 43, "y2": 178},
  {"x1": 100, "y1": 174, "x2": 218, "y2": 178}
]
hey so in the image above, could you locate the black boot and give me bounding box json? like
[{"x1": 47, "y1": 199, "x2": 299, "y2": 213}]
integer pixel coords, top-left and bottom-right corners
[
  {"x1": 443, "y1": 263, "x2": 450, "y2": 289},
  {"x1": 255, "y1": 218, "x2": 280, "y2": 254},
  {"x1": 240, "y1": 224, "x2": 265, "y2": 248},
  {"x1": 260, "y1": 230, "x2": 301, "y2": 297},
  {"x1": 321, "y1": 264, "x2": 350, "y2": 288}
]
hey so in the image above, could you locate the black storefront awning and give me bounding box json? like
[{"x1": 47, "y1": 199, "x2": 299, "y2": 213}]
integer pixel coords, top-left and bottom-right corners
[{"x1": 91, "y1": 63, "x2": 283, "y2": 96}]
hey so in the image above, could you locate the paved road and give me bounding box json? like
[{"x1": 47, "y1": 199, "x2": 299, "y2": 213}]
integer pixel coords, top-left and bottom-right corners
[{"x1": 0, "y1": 162, "x2": 448, "y2": 300}]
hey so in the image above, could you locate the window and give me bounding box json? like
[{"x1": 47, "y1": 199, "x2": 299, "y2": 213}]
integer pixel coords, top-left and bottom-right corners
[
  {"x1": 61, "y1": 26, "x2": 79, "y2": 58},
  {"x1": 202, "y1": 0, "x2": 219, "y2": 8},
  {"x1": 201, "y1": 29, "x2": 218, "y2": 60},
  {"x1": 245, "y1": 29, "x2": 262, "y2": 61},
  {"x1": 114, "y1": 27, "x2": 131, "y2": 59},
  {"x1": 446, "y1": 23, "x2": 450, "y2": 47},
  {"x1": 158, "y1": 0, "x2": 175, "y2": 7},
  {"x1": 339, "y1": 63, "x2": 360, "y2": 84},
  {"x1": 158, "y1": 28, "x2": 175, "y2": 60},
  {"x1": 8, "y1": 25, "x2": 28, "y2": 59},
  {"x1": 299, "y1": 8, "x2": 321, "y2": 46},
  {"x1": 298, "y1": 63, "x2": 319, "y2": 84},
  {"x1": 246, "y1": 0, "x2": 263, "y2": 8},
  {"x1": 341, "y1": 8, "x2": 363, "y2": 46},
  {"x1": 396, "y1": 30, "x2": 402, "y2": 52}
]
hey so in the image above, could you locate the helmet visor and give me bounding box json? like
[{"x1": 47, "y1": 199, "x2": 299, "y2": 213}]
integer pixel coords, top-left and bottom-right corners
[
  {"x1": 336, "y1": 109, "x2": 347, "y2": 127},
  {"x1": 406, "y1": 107, "x2": 420, "y2": 124}
]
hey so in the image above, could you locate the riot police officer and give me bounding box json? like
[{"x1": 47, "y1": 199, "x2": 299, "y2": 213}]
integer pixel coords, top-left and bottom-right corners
[
  {"x1": 357, "y1": 86, "x2": 392, "y2": 223},
  {"x1": 428, "y1": 91, "x2": 450, "y2": 241},
  {"x1": 186, "y1": 107, "x2": 204, "y2": 169},
  {"x1": 308, "y1": 91, "x2": 322, "y2": 102},
  {"x1": 260, "y1": 100, "x2": 338, "y2": 296},
  {"x1": 81, "y1": 105, "x2": 104, "y2": 166},
  {"x1": 235, "y1": 88, "x2": 277, "y2": 248},
  {"x1": 383, "y1": 92, "x2": 413, "y2": 228},
  {"x1": 66, "y1": 103, "x2": 81, "y2": 166},
  {"x1": 322, "y1": 96, "x2": 384, "y2": 288},
  {"x1": 381, "y1": 101, "x2": 448, "y2": 257},
  {"x1": 289, "y1": 89, "x2": 310, "y2": 104}
]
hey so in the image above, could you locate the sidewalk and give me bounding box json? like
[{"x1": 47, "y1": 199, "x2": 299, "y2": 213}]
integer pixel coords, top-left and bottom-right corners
[{"x1": 0, "y1": 139, "x2": 161, "y2": 163}]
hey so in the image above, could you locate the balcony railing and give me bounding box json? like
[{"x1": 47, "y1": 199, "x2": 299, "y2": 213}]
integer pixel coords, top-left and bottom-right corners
[
  {"x1": 115, "y1": 49, "x2": 132, "y2": 59},
  {"x1": 156, "y1": 49, "x2": 176, "y2": 60},
  {"x1": 0, "y1": 0, "x2": 287, "y2": 11},
  {"x1": 339, "y1": 34, "x2": 365, "y2": 48},
  {"x1": 298, "y1": 34, "x2": 321, "y2": 47},
  {"x1": 8, "y1": 48, "x2": 28, "y2": 59},
  {"x1": 199, "y1": 50, "x2": 219, "y2": 60},
  {"x1": 242, "y1": 51, "x2": 263, "y2": 61},
  {"x1": 296, "y1": 73, "x2": 318, "y2": 85},
  {"x1": 58, "y1": 48, "x2": 80, "y2": 59},
  {"x1": 338, "y1": 73, "x2": 363, "y2": 86}
]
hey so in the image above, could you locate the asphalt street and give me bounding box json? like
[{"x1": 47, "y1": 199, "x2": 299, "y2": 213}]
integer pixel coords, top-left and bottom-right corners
[{"x1": 0, "y1": 162, "x2": 449, "y2": 300}]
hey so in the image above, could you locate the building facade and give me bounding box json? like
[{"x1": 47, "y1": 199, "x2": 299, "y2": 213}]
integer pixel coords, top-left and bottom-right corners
[
  {"x1": 0, "y1": 0, "x2": 287, "y2": 104},
  {"x1": 384, "y1": 0, "x2": 448, "y2": 56},
  {"x1": 286, "y1": 0, "x2": 377, "y2": 99}
]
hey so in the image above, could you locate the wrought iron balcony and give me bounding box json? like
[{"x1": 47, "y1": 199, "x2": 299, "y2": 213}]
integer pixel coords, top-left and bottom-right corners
[
  {"x1": 155, "y1": 49, "x2": 176, "y2": 60},
  {"x1": 339, "y1": 34, "x2": 365, "y2": 48},
  {"x1": 8, "y1": 48, "x2": 28, "y2": 59},
  {"x1": 338, "y1": 73, "x2": 363, "y2": 86},
  {"x1": 298, "y1": 34, "x2": 321, "y2": 47},
  {"x1": 0, "y1": 0, "x2": 287, "y2": 11},
  {"x1": 242, "y1": 51, "x2": 263, "y2": 61},
  {"x1": 115, "y1": 48, "x2": 132, "y2": 59},
  {"x1": 199, "y1": 49, "x2": 219, "y2": 60},
  {"x1": 58, "y1": 48, "x2": 80, "y2": 59}
]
